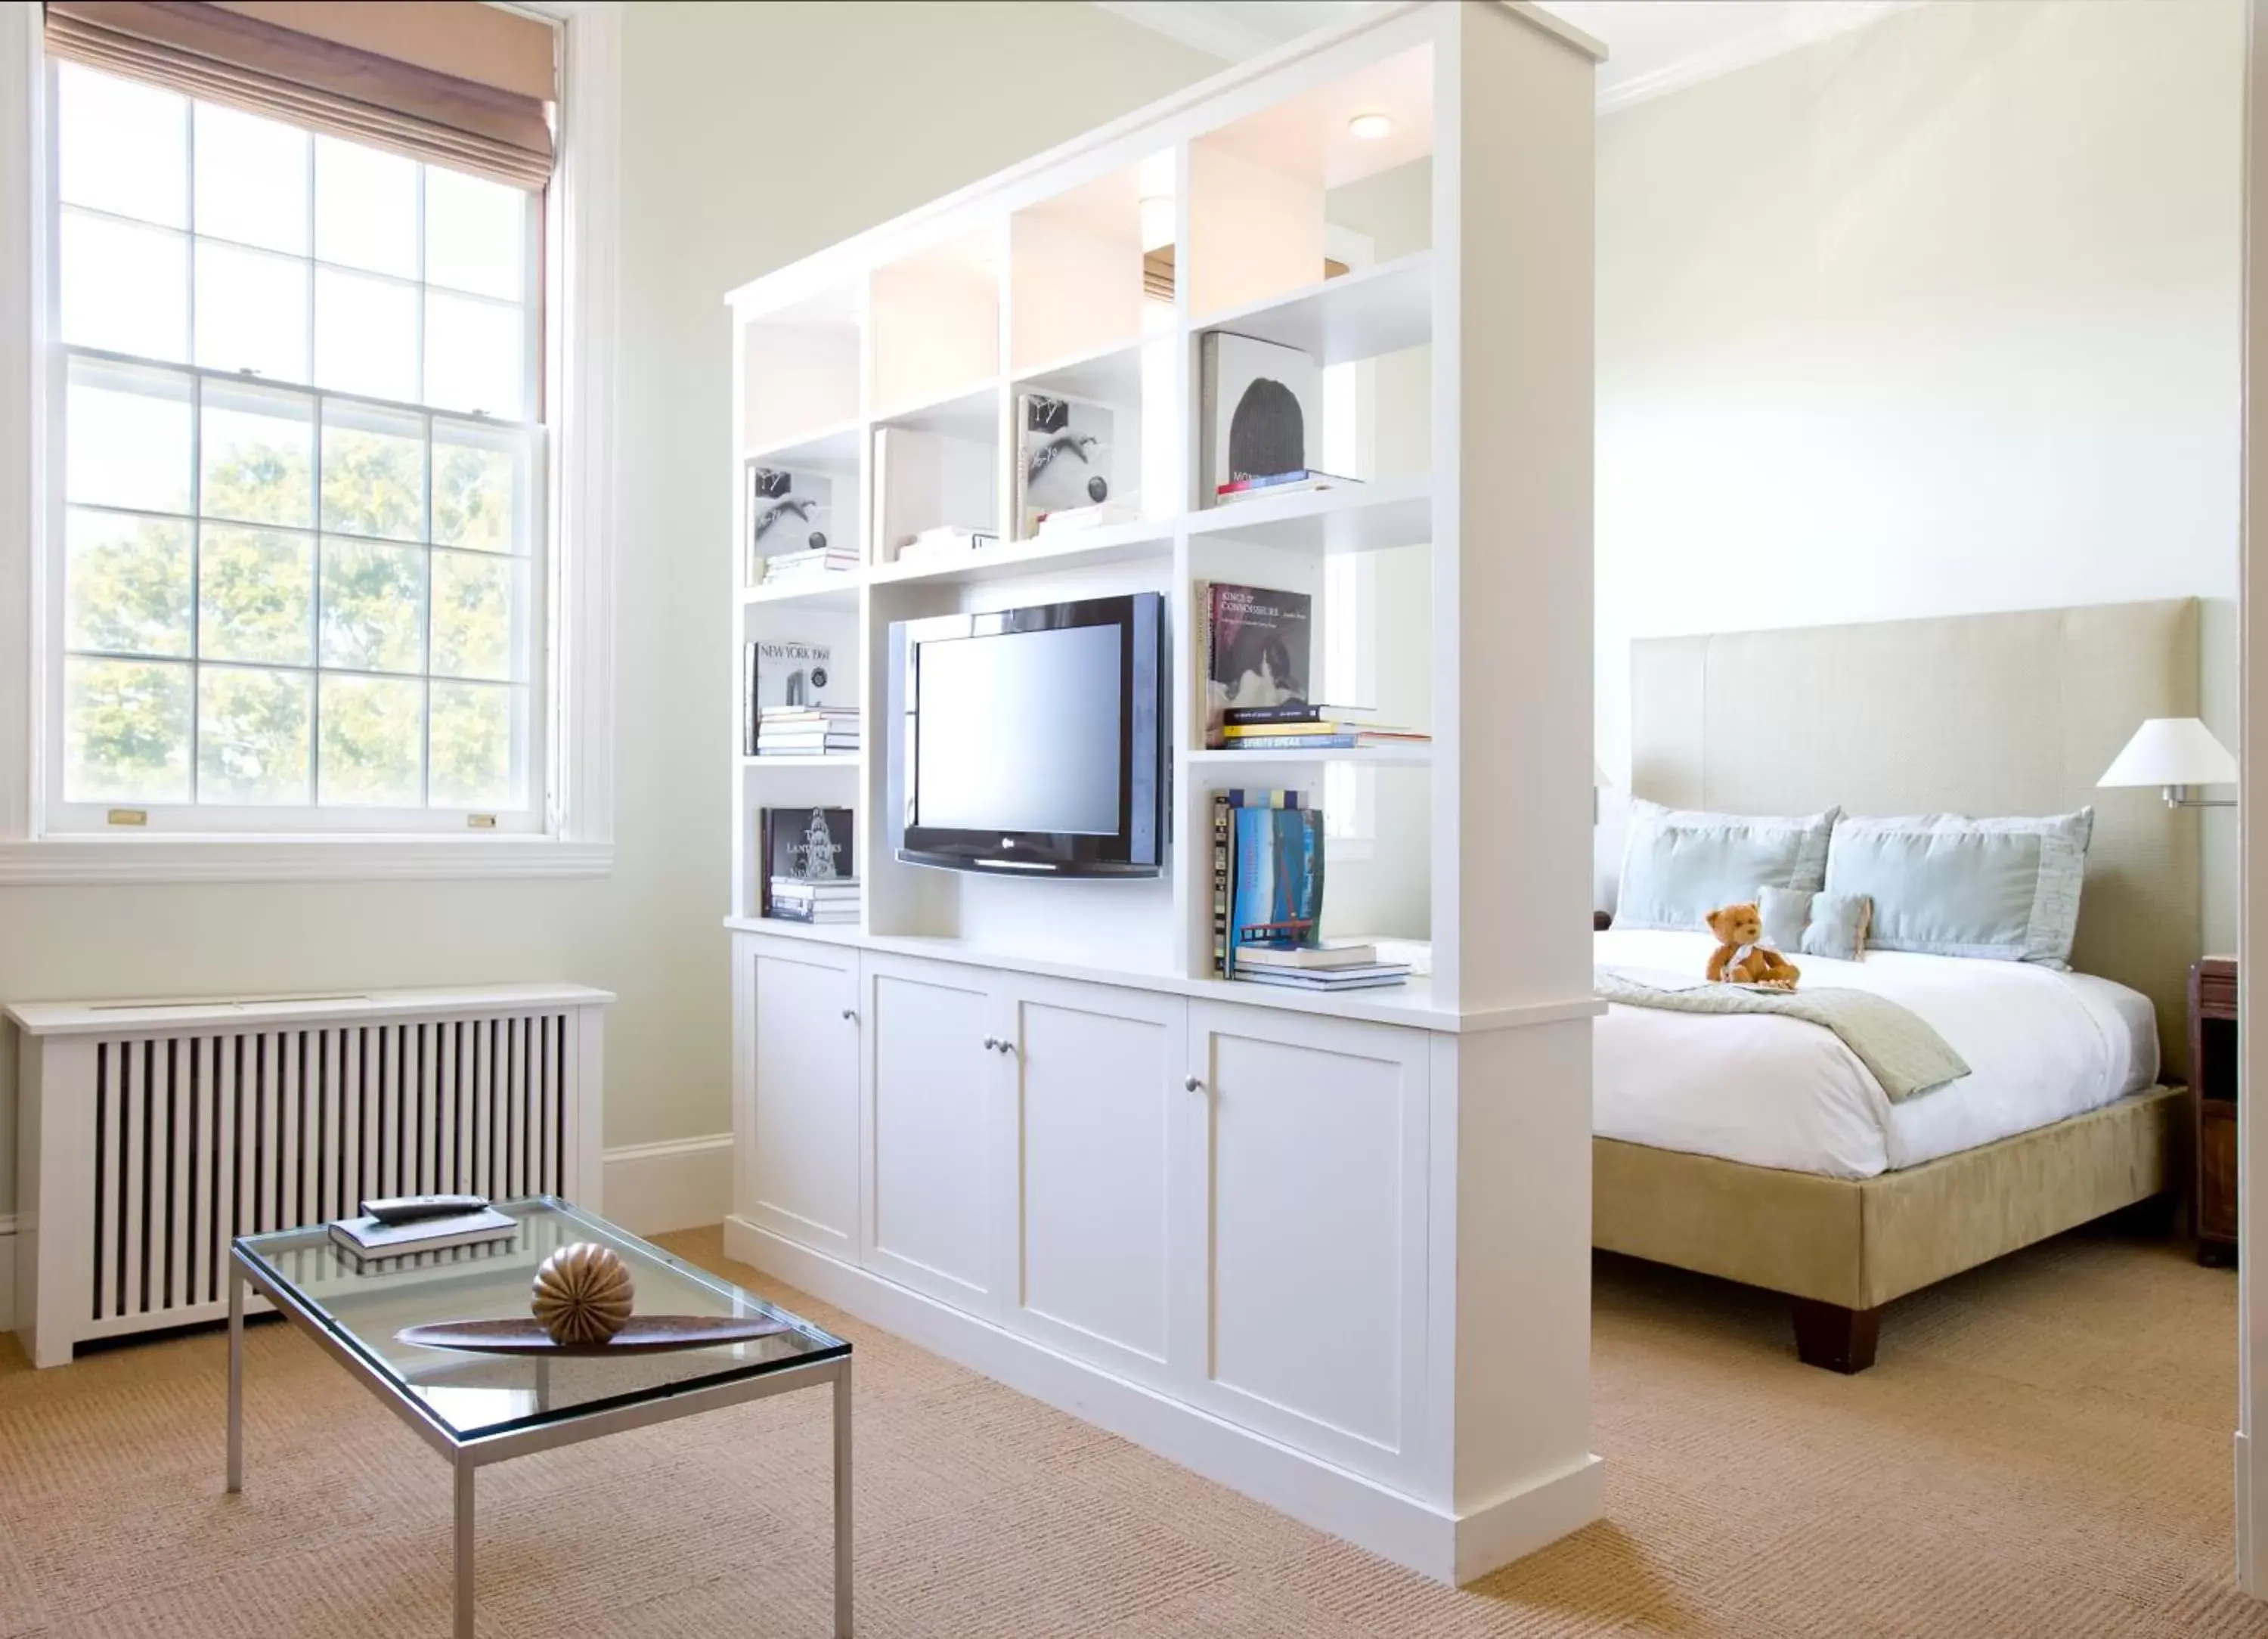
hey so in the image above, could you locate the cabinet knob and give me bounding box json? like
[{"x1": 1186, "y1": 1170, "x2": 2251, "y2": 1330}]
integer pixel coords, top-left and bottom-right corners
[
  {"x1": 841, "y1": 1008, "x2": 857, "y2": 1022},
  {"x1": 981, "y1": 1036, "x2": 999, "y2": 1050},
  {"x1": 1184, "y1": 1075, "x2": 1204, "y2": 1094},
  {"x1": 996, "y1": 1039, "x2": 1015, "y2": 1055}
]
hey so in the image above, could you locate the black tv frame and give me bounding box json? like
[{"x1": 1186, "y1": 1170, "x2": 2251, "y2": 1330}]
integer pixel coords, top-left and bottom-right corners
[{"x1": 888, "y1": 591, "x2": 1165, "y2": 879}]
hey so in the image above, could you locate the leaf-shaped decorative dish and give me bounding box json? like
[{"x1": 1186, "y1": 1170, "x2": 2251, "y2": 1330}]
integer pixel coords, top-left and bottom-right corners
[{"x1": 397, "y1": 1315, "x2": 795, "y2": 1357}]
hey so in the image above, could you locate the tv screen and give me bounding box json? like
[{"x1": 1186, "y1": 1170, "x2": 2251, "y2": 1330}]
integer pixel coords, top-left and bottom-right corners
[
  {"x1": 889, "y1": 593, "x2": 1163, "y2": 878},
  {"x1": 914, "y1": 624, "x2": 1123, "y2": 835}
]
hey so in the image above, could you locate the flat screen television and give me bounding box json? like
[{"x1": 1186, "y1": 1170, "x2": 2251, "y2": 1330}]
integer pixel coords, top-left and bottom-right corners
[{"x1": 888, "y1": 592, "x2": 1165, "y2": 878}]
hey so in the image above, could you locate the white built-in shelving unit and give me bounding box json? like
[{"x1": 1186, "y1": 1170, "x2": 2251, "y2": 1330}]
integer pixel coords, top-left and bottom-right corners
[{"x1": 719, "y1": 1, "x2": 1605, "y2": 1587}]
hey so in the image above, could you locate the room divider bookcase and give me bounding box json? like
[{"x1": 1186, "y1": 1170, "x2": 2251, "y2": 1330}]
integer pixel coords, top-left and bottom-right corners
[{"x1": 719, "y1": 2, "x2": 1605, "y2": 1583}]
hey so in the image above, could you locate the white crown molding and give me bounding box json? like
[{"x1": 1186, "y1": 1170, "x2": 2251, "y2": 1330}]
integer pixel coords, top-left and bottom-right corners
[{"x1": 1591, "y1": 1, "x2": 1919, "y2": 114}]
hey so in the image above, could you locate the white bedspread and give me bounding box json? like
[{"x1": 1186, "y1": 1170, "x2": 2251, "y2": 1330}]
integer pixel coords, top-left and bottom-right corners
[{"x1": 1593, "y1": 928, "x2": 2159, "y2": 1179}]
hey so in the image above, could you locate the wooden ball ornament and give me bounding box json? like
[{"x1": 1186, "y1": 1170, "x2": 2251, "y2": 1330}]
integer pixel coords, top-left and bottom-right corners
[{"x1": 531, "y1": 1241, "x2": 634, "y2": 1346}]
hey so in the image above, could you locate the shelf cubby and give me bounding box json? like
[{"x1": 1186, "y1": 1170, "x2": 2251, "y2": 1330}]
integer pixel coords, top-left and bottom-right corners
[
  {"x1": 869, "y1": 232, "x2": 1000, "y2": 422},
  {"x1": 1191, "y1": 249, "x2": 1433, "y2": 365}
]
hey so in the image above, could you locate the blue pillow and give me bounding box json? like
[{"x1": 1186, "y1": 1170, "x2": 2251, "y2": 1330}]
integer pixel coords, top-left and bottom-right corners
[
  {"x1": 1758, "y1": 885, "x2": 1873, "y2": 961},
  {"x1": 1612, "y1": 799, "x2": 1839, "y2": 933},
  {"x1": 1822, "y1": 810, "x2": 2092, "y2": 967}
]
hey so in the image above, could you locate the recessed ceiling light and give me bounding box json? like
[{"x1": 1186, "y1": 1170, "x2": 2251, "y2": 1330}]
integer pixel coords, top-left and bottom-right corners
[{"x1": 1348, "y1": 113, "x2": 1393, "y2": 141}]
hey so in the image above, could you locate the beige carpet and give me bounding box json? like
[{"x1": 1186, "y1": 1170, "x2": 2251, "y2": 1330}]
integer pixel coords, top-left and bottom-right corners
[{"x1": 2, "y1": 1219, "x2": 2263, "y2": 1637}]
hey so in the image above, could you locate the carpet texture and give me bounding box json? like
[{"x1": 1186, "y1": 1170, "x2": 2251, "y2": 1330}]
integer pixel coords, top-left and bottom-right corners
[{"x1": 2, "y1": 1219, "x2": 2263, "y2": 1637}]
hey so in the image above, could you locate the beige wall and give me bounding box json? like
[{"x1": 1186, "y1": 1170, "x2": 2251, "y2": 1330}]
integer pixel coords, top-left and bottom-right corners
[
  {"x1": 0, "y1": 2, "x2": 1217, "y2": 1219},
  {"x1": 1592, "y1": 0, "x2": 2245, "y2": 953}
]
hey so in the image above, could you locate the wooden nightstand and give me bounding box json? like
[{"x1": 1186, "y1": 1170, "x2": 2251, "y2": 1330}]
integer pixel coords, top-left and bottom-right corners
[{"x1": 2192, "y1": 956, "x2": 2239, "y2": 1266}]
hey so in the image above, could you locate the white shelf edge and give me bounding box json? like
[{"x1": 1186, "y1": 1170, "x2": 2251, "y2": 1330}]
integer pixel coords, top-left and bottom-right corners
[
  {"x1": 742, "y1": 574, "x2": 863, "y2": 607},
  {"x1": 1186, "y1": 745, "x2": 1433, "y2": 767},
  {"x1": 869, "y1": 376, "x2": 1002, "y2": 432},
  {"x1": 869, "y1": 519, "x2": 1174, "y2": 590},
  {"x1": 739, "y1": 754, "x2": 864, "y2": 770},
  {"x1": 1185, "y1": 472, "x2": 1433, "y2": 544}
]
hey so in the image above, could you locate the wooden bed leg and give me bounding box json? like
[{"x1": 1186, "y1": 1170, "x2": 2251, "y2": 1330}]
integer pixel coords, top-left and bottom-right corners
[{"x1": 1789, "y1": 1298, "x2": 1882, "y2": 1374}]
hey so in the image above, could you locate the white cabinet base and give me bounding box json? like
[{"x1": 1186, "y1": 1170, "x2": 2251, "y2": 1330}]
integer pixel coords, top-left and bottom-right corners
[{"x1": 723, "y1": 1214, "x2": 1601, "y2": 1585}]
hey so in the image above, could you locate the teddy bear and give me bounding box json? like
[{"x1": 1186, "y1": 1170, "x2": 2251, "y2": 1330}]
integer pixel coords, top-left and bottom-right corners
[{"x1": 1704, "y1": 902, "x2": 1800, "y2": 990}]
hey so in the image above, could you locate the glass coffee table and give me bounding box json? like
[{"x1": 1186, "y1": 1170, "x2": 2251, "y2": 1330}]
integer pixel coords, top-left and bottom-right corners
[{"x1": 228, "y1": 1197, "x2": 852, "y2": 1637}]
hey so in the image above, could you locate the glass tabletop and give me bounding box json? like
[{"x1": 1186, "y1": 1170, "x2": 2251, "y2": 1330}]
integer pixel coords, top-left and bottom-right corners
[{"x1": 234, "y1": 1197, "x2": 848, "y2": 1442}]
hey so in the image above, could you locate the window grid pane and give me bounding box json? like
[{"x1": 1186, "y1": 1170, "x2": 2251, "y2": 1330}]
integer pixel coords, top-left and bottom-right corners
[{"x1": 54, "y1": 63, "x2": 542, "y2": 820}]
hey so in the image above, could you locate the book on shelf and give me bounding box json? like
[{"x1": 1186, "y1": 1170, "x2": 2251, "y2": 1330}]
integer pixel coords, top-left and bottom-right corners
[
  {"x1": 1233, "y1": 940, "x2": 1379, "y2": 971},
  {"x1": 1198, "y1": 330, "x2": 1320, "y2": 507},
  {"x1": 1195, "y1": 580, "x2": 1312, "y2": 748},
  {"x1": 745, "y1": 466, "x2": 838, "y2": 586},
  {"x1": 1213, "y1": 469, "x2": 1364, "y2": 503},
  {"x1": 1033, "y1": 497, "x2": 1142, "y2": 536},
  {"x1": 1218, "y1": 733, "x2": 1426, "y2": 751},
  {"x1": 761, "y1": 546, "x2": 860, "y2": 583},
  {"x1": 1231, "y1": 966, "x2": 1411, "y2": 992},
  {"x1": 1228, "y1": 801, "x2": 1326, "y2": 975},
  {"x1": 897, "y1": 525, "x2": 999, "y2": 562},
  {"x1": 1221, "y1": 703, "x2": 1371, "y2": 727},
  {"x1": 329, "y1": 1207, "x2": 516, "y2": 1259},
  {"x1": 743, "y1": 640, "x2": 843, "y2": 754},
  {"x1": 759, "y1": 807, "x2": 855, "y2": 920},
  {"x1": 1209, "y1": 787, "x2": 1311, "y2": 976},
  {"x1": 1017, "y1": 392, "x2": 1118, "y2": 538},
  {"x1": 1221, "y1": 720, "x2": 1427, "y2": 742}
]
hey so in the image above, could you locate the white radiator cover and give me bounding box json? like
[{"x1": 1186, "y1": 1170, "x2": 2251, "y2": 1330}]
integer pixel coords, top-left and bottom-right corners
[{"x1": 8, "y1": 984, "x2": 612, "y2": 1368}]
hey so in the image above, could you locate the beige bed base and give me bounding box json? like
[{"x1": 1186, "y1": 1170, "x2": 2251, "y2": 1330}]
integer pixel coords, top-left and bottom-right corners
[
  {"x1": 1608, "y1": 600, "x2": 2204, "y2": 1371},
  {"x1": 1594, "y1": 1085, "x2": 2183, "y2": 1371}
]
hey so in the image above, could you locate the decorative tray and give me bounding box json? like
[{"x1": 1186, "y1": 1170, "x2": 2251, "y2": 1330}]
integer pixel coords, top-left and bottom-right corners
[{"x1": 396, "y1": 1315, "x2": 795, "y2": 1357}]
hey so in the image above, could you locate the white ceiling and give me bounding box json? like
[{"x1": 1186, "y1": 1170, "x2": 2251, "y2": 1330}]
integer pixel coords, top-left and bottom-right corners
[{"x1": 1096, "y1": 2, "x2": 1913, "y2": 112}]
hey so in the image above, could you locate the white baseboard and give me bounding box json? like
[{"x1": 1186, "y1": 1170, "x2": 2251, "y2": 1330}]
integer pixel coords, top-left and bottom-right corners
[
  {"x1": 724, "y1": 1215, "x2": 1598, "y2": 1584},
  {"x1": 601, "y1": 1134, "x2": 733, "y2": 1235},
  {"x1": 0, "y1": 1216, "x2": 16, "y2": 1337}
]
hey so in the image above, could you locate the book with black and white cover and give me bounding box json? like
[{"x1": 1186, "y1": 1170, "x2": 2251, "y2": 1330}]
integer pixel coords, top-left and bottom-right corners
[
  {"x1": 1198, "y1": 331, "x2": 1320, "y2": 507},
  {"x1": 329, "y1": 1207, "x2": 516, "y2": 1259},
  {"x1": 745, "y1": 466, "x2": 837, "y2": 585},
  {"x1": 1018, "y1": 392, "x2": 1117, "y2": 538},
  {"x1": 1201, "y1": 582, "x2": 1312, "y2": 746},
  {"x1": 764, "y1": 807, "x2": 854, "y2": 881}
]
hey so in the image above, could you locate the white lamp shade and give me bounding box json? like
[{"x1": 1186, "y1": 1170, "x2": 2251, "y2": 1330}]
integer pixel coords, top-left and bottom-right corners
[{"x1": 2097, "y1": 717, "x2": 2239, "y2": 789}]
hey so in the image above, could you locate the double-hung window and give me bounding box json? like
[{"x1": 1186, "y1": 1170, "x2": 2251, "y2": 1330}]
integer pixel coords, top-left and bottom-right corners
[{"x1": 39, "y1": 4, "x2": 561, "y2": 838}]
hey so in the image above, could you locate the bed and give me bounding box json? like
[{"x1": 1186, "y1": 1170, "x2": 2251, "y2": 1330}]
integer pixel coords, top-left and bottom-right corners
[{"x1": 1595, "y1": 600, "x2": 2198, "y2": 1371}]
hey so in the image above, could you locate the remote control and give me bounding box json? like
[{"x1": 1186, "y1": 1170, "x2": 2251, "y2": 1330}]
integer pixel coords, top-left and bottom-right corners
[{"x1": 362, "y1": 1193, "x2": 491, "y2": 1225}]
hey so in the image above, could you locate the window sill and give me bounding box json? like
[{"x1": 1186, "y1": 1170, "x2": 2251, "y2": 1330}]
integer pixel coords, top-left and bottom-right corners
[{"x1": 0, "y1": 834, "x2": 613, "y2": 885}]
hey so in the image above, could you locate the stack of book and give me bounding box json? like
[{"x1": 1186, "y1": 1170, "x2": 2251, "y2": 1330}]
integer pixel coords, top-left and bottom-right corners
[
  {"x1": 1210, "y1": 786, "x2": 1409, "y2": 990},
  {"x1": 1220, "y1": 705, "x2": 1430, "y2": 752},
  {"x1": 762, "y1": 807, "x2": 858, "y2": 924},
  {"x1": 1215, "y1": 469, "x2": 1363, "y2": 503},
  {"x1": 762, "y1": 543, "x2": 860, "y2": 585},
  {"x1": 896, "y1": 524, "x2": 999, "y2": 563},
  {"x1": 1232, "y1": 940, "x2": 1413, "y2": 992},
  {"x1": 754, "y1": 706, "x2": 860, "y2": 758},
  {"x1": 769, "y1": 875, "x2": 860, "y2": 924}
]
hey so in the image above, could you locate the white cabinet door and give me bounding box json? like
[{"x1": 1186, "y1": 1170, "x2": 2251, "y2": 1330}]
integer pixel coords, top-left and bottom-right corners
[
  {"x1": 996, "y1": 974, "x2": 1185, "y2": 1389},
  {"x1": 736, "y1": 935, "x2": 860, "y2": 1259},
  {"x1": 861, "y1": 950, "x2": 1003, "y2": 1317},
  {"x1": 1181, "y1": 1000, "x2": 1430, "y2": 1489}
]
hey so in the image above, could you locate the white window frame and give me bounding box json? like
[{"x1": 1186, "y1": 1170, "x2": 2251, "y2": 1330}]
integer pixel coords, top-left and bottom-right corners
[{"x1": 0, "y1": 0, "x2": 618, "y2": 882}]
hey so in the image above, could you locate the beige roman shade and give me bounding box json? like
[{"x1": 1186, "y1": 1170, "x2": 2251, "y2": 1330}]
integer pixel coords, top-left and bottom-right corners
[{"x1": 42, "y1": 1, "x2": 558, "y2": 188}]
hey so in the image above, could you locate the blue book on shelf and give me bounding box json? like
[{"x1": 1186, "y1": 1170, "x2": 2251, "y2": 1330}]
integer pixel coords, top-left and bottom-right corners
[{"x1": 1227, "y1": 803, "x2": 1325, "y2": 975}]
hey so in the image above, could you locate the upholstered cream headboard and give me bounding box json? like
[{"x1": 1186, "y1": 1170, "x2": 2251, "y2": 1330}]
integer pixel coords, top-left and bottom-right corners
[{"x1": 1631, "y1": 600, "x2": 2203, "y2": 1075}]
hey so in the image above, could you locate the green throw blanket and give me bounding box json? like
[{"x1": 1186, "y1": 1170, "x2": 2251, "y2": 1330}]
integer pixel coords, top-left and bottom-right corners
[{"x1": 1595, "y1": 966, "x2": 1972, "y2": 1103}]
